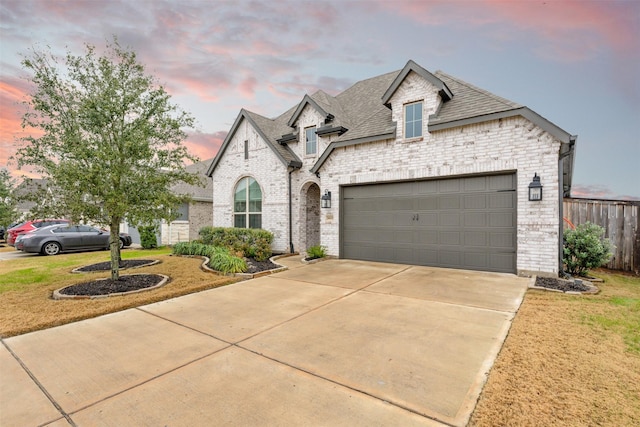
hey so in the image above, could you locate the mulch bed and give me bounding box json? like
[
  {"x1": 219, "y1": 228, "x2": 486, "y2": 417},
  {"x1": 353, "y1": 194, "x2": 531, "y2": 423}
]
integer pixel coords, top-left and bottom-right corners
[
  {"x1": 243, "y1": 257, "x2": 282, "y2": 274},
  {"x1": 534, "y1": 276, "x2": 592, "y2": 292},
  {"x1": 59, "y1": 274, "x2": 165, "y2": 296},
  {"x1": 74, "y1": 259, "x2": 157, "y2": 272}
]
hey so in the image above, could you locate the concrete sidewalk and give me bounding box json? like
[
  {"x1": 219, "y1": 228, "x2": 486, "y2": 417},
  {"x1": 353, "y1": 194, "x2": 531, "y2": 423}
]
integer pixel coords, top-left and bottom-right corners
[{"x1": 1, "y1": 258, "x2": 529, "y2": 426}]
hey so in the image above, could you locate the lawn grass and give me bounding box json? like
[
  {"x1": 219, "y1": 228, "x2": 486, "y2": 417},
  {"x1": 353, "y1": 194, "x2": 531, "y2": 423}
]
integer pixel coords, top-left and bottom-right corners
[
  {"x1": 0, "y1": 247, "x2": 237, "y2": 337},
  {"x1": 470, "y1": 269, "x2": 640, "y2": 426}
]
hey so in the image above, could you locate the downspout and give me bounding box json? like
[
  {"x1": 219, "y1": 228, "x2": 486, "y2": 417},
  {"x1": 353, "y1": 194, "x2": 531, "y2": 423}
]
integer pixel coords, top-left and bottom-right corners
[
  {"x1": 558, "y1": 136, "x2": 577, "y2": 276},
  {"x1": 288, "y1": 167, "x2": 294, "y2": 254}
]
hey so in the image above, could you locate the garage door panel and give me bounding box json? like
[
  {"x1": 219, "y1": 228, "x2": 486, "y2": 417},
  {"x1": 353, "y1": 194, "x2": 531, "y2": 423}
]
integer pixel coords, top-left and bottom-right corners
[
  {"x1": 440, "y1": 212, "x2": 461, "y2": 226},
  {"x1": 415, "y1": 230, "x2": 438, "y2": 244},
  {"x1": 416, "y1": 197, "x2": 439, "y2": 210},
  {"x1": 489, "y1": 174, "x2": 516, "y2": 191},
  {"x1": 464, "y1": 231, "x2": 487, "y2": 247},
  {"x1": 439, "y1": 231, "x2": 461, "y2": 245},
  {"x1": 439, "y1": 179, "x2": 461, "y2": 193},
  {"x1": 439, "y1": 195, "x2": 461, "y2": 209},
  {"x1": 489, "y1": 212, "x2": 515, "y2": 228},
  {"x1": 464, "y1": 194, "x2": 487, "y2": 209},
  {"x1": 490, "y1": 232, "x2": 516, "y2": 248},
  {"x1": 489, "y1": 193, "x2": 515, "y2": 209},
  {"x1": 341, "y1": 173, "x2": 516, "y2": 273},
  {"x1": 463, "y1": 176, "x2": 487, "y2": 192},
  {"x1": 464, "y1": 212, "x2": 487, "y2": 227}
]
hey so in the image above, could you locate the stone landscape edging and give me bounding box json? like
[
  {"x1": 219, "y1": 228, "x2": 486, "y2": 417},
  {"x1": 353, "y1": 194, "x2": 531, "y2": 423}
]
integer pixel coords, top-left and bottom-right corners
[
  {"x1": 71, "y1": 259, "x2": 161, "y2": 274},
  {"x1": 184, "y1": 253, "x2": 289, "y2": 278},
  {"x1": 528, "y1": 275, "x2": 600, "y2": 295},
  {"x1": 53, "y1": 273, "x2": 170, "y2": 300}
]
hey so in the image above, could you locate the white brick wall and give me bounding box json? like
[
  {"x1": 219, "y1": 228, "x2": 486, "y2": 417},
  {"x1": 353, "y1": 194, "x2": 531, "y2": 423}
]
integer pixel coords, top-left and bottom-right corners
[
  {"x1": 319, "y1": 113, "x2": 561, "y2": 275},
  {"x1": 211, "y1": 119, "x2": 290, "y2": 252}
]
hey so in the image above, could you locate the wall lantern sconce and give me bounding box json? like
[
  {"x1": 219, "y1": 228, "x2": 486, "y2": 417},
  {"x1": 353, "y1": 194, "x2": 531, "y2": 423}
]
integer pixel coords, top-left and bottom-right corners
[
  {"x1": 528, "y1": 173, "x2": 543, "y2": 201},
  {"x1": 321, "y1": 190, "x2": 332, "y2": 208}
]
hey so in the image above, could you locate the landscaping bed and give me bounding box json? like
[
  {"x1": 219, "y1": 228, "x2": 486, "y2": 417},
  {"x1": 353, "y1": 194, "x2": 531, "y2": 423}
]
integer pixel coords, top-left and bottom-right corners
[{"x1": 56, "y1": 274, "x2": 166, "y2": 298}]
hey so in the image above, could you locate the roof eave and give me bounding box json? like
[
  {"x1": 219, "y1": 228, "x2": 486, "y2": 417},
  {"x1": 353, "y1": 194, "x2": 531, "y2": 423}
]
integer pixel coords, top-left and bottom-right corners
[
  {"x1": 428, "y1": 107, "x2": 573, "y2": 144},
  {"x1": 382, "y1": 59, "x2": 453, "y2": 106},
  {"x1": 310, "y1": 127, "x2": 396, "y2": 174},
  {"x1": 287, "y1": 95, "x2": 331, "y2": 127}
]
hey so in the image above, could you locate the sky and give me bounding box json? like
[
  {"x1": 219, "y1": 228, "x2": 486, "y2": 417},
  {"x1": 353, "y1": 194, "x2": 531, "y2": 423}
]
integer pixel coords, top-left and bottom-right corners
[{"x1": 1, "y1": 0, "x2": 639, "y2": 200}]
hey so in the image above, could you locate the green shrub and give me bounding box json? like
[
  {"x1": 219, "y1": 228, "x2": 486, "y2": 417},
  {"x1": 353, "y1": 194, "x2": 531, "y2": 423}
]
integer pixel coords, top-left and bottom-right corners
[
  {"x1": 563, "y1": 222, "x2": 613, "y2": 276},
  {"x1": 139, "y1": 225, "x2": 158, "y2": 249},
  {"x1": 199, "y1": 226, "x2": 273, "y2": 261},
  {"x1": 306, "y1": 245, "x2": 327, "y2": 260},
  {"x1": 171, "y1": 241, "x2": 247, "y2": 274}
]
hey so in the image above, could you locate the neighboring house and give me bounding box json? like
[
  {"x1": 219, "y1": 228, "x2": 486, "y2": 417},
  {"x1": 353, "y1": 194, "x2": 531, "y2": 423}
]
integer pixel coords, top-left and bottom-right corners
[
  {"x1": 152, "y1": 160, "x2": 213, "y2": 245},
  {"x1": 207, "y1": 60, "x2": 576, "y2": 277}
]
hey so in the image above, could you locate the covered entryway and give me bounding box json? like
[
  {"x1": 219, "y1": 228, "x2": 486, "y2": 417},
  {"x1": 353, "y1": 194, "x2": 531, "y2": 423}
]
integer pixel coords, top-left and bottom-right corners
[
  {"x1": 341, "y1": 173, "x2": 517, "y2": 273},
  {"x1": 300, "y1": 182, "x2": 321, "y2": 252}
]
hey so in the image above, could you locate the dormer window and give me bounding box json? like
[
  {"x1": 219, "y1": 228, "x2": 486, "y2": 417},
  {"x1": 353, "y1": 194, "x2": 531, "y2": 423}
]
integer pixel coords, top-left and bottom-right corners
[
  {"x1": 404, "y1": 102, "x2": 423, "y2": 139},
  {"x1": 305, "y1": 126, "x2": 317, "y2": 155}
]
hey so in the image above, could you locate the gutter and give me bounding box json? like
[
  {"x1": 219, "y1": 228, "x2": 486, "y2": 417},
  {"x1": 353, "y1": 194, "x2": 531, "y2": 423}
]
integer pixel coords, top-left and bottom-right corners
[
  {"x1": 558, "y1": 136, "x2": 577, "y2": 275},
  {"x1": 288, "y1": 166, "x2": 295, "y2": 254}
]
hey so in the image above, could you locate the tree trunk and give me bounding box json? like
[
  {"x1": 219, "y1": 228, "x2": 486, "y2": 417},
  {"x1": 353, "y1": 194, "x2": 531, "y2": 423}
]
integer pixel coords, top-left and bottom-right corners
[{"x1": 110, "y1": 219, "x2": 121, "y2": 281}]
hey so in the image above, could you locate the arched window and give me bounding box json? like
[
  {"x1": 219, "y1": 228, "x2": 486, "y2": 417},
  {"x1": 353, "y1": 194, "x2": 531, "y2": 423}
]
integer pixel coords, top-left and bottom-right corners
[{"x1": 234, "y1": 177, "x2": 262, "y2": 228}]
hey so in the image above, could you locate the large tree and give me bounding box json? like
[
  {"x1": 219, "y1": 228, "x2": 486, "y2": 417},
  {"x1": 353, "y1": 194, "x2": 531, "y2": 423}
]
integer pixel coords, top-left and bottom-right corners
[
  {"x1": 16, "y1": 39, "x2": 201, "y2": 279},
  {"x1": 0, "y1": 169, "x2": 19, "y2": 231}
]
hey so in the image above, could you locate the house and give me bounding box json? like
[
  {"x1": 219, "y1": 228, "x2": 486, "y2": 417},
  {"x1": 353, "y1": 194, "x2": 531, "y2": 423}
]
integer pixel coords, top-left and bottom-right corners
[
  {"x1": 207, "y1": 60, "x2": 576, "y2": 277},
  {"x1": 122, "y1": 160, "x2": 214, "y2": 245}
]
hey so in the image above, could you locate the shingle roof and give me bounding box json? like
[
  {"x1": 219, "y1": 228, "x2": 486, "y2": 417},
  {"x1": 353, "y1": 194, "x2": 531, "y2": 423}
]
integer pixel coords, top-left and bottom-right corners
[
  {"x1": 208, "y1": 60, "x2": 575, "y2": 180},
  {"x1": 431, "y1": 71, "x2": 522, "y2": 126},
  {"x1": 172, "y1": 160, "x2": 213, "y2": 201}
]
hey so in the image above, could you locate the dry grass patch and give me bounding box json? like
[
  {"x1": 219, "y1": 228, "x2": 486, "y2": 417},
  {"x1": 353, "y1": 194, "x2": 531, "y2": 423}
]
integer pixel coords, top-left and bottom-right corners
[
  {"x1": 0, "y1": 249, "x2": 237, "y2": 337},
  {"x1": 470, "y1": 270, "x2": 640, "y2": 426}
]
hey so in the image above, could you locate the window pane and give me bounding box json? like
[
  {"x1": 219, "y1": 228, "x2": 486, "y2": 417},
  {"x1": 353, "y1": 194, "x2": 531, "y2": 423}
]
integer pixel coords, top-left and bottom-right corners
[
  {"x1": 249, "y1": 214, "x2": 261, "y2": 229},
  {"x1": 405, "y1": 102, "x2": 422, "y2": 138},
  {"x1": 306, "y1": 127, "x2": 317, "y2": 155},
  {"x1": 234, "y1": 214, "x2": 246, "y2": 228},
  {"x1": 248, "y1": 179, "x2": 262, "y2": 203},
  {"x1": 249, "y1": 200, "x2": 261, "y2": 212},
  {"x1": 234, "y1": 178, "x2": 247, "y2": 213}
]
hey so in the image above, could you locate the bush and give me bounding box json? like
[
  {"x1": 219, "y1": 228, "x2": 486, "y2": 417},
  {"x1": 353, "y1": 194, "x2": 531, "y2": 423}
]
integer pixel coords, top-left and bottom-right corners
[
  {"x1": 139, "y1": 225, "x2": 158, "y2": 249},
  {"x1": 306, "y1": 245, "x2": 327, "y2": 260},
  {"x1": 199, "y1": 226, "x2": 273, "y2": 261},
  {"x1": 563, "y1": 222, "x2": 613, "y2": 276},
  {"x1": 172, "y1": 241, "x2": 247, "y2": 274}
]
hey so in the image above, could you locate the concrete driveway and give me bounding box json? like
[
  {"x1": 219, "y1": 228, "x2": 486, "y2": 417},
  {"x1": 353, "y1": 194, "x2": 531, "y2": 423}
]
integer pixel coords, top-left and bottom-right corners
[{"x1": 1, "y1": 257, "x2": 529, "y2": 426}]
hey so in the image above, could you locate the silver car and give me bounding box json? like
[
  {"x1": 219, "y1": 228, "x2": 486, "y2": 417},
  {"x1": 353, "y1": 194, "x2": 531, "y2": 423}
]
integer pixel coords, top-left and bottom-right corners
[{"x1": 20, "y1": 224, "x2": 131, "y2": 255}]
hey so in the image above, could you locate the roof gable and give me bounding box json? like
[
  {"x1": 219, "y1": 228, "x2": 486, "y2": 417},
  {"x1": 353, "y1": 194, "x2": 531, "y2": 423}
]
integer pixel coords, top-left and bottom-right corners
[
  {"x1": 381, "y1": 60, "x2": 453, "y2": 106},
  {"x1": 206, "y1": 109, "x2": 301, "y2": 177},
  {"x1": 287, "y1": 93, "x2": 335, "y2": 127}
]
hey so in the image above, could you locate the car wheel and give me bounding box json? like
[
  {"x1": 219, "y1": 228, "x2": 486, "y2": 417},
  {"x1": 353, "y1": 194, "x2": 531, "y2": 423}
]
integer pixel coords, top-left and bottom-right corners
[
  {"x1": 119, "y1": 238, "x2": 124, "y2": 249},
  {"x1": 42, "y1": 242, "x2": 61, "y2": 256}
]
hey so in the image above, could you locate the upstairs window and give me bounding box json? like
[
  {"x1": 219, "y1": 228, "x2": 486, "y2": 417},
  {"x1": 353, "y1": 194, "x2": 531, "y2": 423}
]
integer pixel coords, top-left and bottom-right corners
[
  {"x1": 404, "y1": 102, "x2": 423, "y2": 139},
  {"x1": 305, "y1": 126, "x2": 317, "y2": 155},
  {"x1": 234, "y1": 177, "x2": 262, "y2": 229}
]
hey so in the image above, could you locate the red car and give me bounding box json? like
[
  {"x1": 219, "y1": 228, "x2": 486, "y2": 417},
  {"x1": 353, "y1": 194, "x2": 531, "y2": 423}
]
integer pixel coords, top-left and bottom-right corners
[{"x1": 6, "y1": 219, "x2": 70, "y2": 246}]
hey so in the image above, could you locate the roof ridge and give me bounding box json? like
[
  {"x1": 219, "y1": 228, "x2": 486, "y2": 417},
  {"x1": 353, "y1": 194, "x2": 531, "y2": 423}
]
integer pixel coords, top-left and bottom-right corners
[{"x1": 435, "y1": 70, "x2": 522, "y2": 108}]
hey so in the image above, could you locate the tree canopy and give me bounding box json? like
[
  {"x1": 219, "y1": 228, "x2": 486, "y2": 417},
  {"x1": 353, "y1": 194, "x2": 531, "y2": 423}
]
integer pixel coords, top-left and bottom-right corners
[
  {"x1": 16, "y1": 39, "x2": 202, "y2": 279},
  {"x1": 0, "y1": 169, "x2": 19, "y2": 229}
]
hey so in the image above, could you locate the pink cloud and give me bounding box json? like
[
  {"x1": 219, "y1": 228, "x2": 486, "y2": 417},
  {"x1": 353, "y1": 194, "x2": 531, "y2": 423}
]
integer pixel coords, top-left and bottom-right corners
[
  {"x1": 239, "y1": 76, "x2": 257, "y2": 100},
  {"x1": 184, "y1": 130, "x2": 227, "y2": 161},
  {"x1": 571, "y1": 184, "x2": 640, "y2": 202}
]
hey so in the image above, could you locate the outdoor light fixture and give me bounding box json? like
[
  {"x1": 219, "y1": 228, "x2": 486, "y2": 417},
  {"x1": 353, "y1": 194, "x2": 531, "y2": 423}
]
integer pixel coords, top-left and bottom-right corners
[
  {"x1": 321, "y1": 190, "x2": 332, "y2": 208},
  {"x1": 528, "y1": 173, "x2": 543, "y2": 201}
]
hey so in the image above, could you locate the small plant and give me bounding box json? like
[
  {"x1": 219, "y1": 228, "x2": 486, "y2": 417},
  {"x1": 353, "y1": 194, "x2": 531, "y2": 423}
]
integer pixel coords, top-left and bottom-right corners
[
  {"x1": 171, "y1": 241, "x2": 247, "y2": 274},
  {"x1": 139, "y1": 225, "x2": 158, "y2": 249},
  {"x1": 563, "y1": 222, "x2": 613, "y2": 276},
  {"x1": 198, "y1": 226, "x2": 273, "y2": 261},
  {"x1": 306, "y1": 245, "x2": 327, "y2": 260}
]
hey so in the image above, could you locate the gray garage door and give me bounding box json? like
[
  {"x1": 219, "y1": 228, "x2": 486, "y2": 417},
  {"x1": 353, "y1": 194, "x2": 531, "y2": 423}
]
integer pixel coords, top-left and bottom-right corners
[{"x1": 341, "y1": 174, "x2": 516, "y2": 273}]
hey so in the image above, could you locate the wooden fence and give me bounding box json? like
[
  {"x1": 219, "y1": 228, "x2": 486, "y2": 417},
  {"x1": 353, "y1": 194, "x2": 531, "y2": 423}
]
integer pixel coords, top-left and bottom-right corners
[{"x1": 563, "y1": 198, "x2": 640, "y2": 273}]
